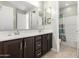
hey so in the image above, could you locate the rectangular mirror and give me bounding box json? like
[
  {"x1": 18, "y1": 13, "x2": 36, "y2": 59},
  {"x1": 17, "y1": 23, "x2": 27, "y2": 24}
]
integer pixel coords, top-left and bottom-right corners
[
  {"x1": 0, "y1": 1, "x2": 53, "y2": 31},
  {"x1": 14, "y1": 1, "x2": 53, "y2": 30}
]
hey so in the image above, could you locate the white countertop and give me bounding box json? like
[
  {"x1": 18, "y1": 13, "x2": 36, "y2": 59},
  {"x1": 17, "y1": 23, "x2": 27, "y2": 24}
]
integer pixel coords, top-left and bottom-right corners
[{"x1": 0, "y1": 29, "x2": 53, "y2": 42}]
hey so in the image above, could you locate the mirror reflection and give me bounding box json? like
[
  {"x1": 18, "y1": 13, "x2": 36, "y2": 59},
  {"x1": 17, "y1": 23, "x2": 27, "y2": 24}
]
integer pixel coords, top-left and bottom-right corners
[
  {"x1": 0, "y1": 1, "x2": 53, "y2": 31},
  {"x1": 0, "y1": 4, "x2": 14, "y2": 30}
]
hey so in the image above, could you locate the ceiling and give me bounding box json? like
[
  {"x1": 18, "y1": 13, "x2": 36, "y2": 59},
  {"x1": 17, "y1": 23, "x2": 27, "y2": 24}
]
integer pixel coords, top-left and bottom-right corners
[
  {"x1": 0, "y1": 1, "x2": 36, "y2": 13},
  {"x1": 0, "y1": 1, "x2": 77, "y2": 13},
  {"x1": 59, "y1": 1, "x2": 77, "y2": 9}
]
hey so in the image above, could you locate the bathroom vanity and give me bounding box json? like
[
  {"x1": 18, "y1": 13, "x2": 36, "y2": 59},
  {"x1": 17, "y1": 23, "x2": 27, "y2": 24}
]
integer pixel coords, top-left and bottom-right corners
[
  {"x1": 0, "y1": 33, "x2": 52, "y2": 58},
  {"x1": 0, "y1": 1, "x2": 53, "y2": 58}
]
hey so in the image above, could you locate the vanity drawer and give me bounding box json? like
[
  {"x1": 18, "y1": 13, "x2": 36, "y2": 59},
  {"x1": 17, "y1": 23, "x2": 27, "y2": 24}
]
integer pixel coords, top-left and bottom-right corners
[
  {"x1": 35, "y1": 49, "x2": 42, "y2": 58},
  {"x1": 35, "y1": 36, "x2": 42, "y2": 41},
  {"x1": 42, "y1": 34, "x2": 48, "y2": 38},
  {"x1": 35, "y1": 40, "x2": 41, "y2": 50}
]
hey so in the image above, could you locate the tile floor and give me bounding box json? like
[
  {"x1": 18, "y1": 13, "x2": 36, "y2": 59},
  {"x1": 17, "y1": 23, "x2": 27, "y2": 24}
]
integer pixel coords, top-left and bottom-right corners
[{"x1": 42, "y1": 44, "x2": 77, "y2": 58}]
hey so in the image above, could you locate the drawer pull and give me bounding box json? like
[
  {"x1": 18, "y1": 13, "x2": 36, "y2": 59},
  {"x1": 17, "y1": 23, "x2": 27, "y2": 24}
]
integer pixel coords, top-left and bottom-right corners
[
  {"x1": 24, "y1": 42, "x2": 26, "y2": 48},
  {"x1": 20, "y1": 42, "x2": 22, "y2": 50},
  {"x1": 37, "y1": 44, "x2": 41, "y2": 47}
]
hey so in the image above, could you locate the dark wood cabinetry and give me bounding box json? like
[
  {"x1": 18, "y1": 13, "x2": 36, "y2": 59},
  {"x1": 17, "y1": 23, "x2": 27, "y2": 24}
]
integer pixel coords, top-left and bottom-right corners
[
  {"x1": 47, "y1": 33, "x2": 52, "y2": 51},
  {"x1": 42, "y1": 34, "x2": 48, "y2": 55},
  {"x1": 24, "y1": 37, "x2": 34, "y2": 58},
  {"x1": 3, "y1": 39, "x2": 23, "y2": 58},
  {"x1": 0, "y1": 42, "x2": 4, "y2": 58},
  {"x1": 0, "y1": 33, "x2": 52, "y2": 58},
  {"x1": 42, "y1": 33, "x2": 52, "y2": 55}
]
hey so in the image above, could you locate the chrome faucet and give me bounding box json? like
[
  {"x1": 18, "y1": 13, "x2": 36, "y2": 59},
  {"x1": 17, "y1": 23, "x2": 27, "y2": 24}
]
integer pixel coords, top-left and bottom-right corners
[
  {"x1": 8, "y1": 30, "x2": 20, "y2": 36},
  {"x1": 14, "y1": 30, "x2": 20, "y2": 35},
  {"x1": 39, "y1": 29, "x2": 42, "y2": 32},
  {"x1": 38, "y1": 26, "x2": 44, "y2": 32}
]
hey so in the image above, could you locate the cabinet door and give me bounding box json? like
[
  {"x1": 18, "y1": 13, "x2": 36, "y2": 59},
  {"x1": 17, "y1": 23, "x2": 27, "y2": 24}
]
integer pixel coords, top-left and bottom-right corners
[
  {"x1": 3, "y1": 39, "x2": 23, "y2": 58},
  {"x1": 47, "y1": 33, "x2": 52, "y2": 51},
  {"x1": 42, "y1": 34, "x2": 48, "y2": 55},
  {"x1": 24, "y1": 37, "x2": 34, "y2": 58},
  {"x1": 0, "y1": 42, "x2": 4, "y2": 58}
]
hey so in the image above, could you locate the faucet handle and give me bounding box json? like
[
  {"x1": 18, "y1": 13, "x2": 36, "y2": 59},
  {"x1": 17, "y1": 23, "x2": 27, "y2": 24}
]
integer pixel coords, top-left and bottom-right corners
[{"x1": 14, "y1": 31, "x2": 20, "y2": 35}]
